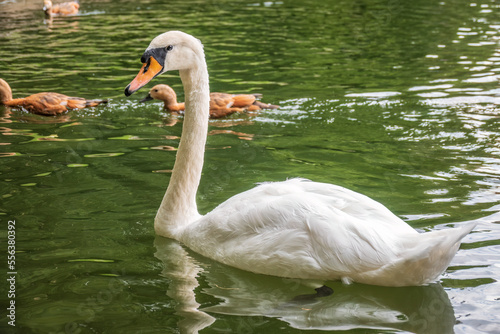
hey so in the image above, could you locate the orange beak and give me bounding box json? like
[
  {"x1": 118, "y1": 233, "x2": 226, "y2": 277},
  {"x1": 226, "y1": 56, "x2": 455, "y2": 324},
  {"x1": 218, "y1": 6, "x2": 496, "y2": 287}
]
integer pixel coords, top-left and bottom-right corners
[{"x1": 124, "y1": 57, "x2": 163, "y2": 96}]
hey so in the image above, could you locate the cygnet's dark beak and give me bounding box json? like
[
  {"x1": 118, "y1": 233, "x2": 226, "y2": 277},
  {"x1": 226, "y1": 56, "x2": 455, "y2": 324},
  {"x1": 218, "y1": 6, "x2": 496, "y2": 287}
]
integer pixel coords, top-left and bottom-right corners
[{"x1": 140, "y1": 93, "x2": 154, "y2": 103}]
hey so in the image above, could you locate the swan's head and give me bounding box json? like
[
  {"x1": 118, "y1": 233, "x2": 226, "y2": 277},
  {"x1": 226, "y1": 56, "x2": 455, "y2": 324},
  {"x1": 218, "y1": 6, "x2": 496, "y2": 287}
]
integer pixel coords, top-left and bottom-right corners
[
  {"x1": 0, "y1": 78, "x2": 13, "y2": 104},
  {"x1": 124, "y1": 31, "x2": 204, "y2": 97},
  {"x1": 140, "y1": 84, "x2": 177, "y2": 104}
]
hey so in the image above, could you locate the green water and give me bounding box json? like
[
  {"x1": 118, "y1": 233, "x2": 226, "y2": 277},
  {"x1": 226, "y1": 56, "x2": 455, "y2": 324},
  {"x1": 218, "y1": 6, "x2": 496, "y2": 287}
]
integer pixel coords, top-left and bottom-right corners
[{"x1": 1, "y1": 0, "x2": 499, "y2": 333}]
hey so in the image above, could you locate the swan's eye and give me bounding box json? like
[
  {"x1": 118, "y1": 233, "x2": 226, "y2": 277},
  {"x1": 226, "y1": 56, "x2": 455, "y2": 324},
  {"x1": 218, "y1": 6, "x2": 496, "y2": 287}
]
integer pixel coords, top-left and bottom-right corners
[{"x1": 166, "y1": 45, "x2": 174, "y2": 51}]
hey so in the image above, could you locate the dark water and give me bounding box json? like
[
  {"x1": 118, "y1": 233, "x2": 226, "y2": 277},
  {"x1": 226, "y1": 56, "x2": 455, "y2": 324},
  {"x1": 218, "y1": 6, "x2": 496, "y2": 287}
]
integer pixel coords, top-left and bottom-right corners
[{"x1": 1, "y1": 0, "x2": 499, "y2": 333}]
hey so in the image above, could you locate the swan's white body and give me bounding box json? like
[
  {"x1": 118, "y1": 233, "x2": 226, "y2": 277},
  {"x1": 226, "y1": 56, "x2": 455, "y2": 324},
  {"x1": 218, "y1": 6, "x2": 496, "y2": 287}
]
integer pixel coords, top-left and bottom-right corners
[{"x1": 125, "y1": 31, "x2": 476, "y2": 287}]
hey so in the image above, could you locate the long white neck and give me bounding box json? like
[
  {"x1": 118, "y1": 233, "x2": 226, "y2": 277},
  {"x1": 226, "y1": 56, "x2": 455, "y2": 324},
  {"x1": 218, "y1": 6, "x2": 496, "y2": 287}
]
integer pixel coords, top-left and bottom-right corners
[{"x1": 155, "y1": 62, "x2": 210, "y2": 238}]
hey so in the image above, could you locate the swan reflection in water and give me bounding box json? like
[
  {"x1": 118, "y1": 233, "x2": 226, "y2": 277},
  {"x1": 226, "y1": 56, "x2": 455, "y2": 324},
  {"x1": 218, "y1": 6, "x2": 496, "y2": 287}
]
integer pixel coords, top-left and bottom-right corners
[{"x1": 154, "y1": 237, "x2": 455, "y2": 334}]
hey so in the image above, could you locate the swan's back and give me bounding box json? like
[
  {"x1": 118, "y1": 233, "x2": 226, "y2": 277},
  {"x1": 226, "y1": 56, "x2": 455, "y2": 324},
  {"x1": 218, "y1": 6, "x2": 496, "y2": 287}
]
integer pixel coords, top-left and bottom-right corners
[{"x1": 176, "y1": 178, "x2": 474, "y2": 286}]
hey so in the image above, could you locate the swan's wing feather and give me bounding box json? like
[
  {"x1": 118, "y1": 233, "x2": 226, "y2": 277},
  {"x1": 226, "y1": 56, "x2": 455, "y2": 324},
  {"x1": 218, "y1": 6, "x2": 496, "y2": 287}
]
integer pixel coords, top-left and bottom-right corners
[{"x1": 181, "y1": 179, "x2": 416, "y2": 279}]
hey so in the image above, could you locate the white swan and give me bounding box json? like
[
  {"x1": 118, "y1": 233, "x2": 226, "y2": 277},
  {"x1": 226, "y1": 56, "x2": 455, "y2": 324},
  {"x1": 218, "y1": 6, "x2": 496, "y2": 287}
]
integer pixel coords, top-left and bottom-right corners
[{"x1": 124, "y1": 31, "x2": 476, "y2": 287}]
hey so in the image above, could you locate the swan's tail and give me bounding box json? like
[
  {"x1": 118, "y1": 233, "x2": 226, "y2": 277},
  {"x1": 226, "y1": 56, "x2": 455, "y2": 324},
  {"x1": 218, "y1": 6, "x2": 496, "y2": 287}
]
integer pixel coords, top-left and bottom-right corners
[
  {"x1": 359, "y1": 222, "x2": 477, "y2": 286},
  {"x1": 399, "y1": 222, "x2": 477, "y2": 286}
]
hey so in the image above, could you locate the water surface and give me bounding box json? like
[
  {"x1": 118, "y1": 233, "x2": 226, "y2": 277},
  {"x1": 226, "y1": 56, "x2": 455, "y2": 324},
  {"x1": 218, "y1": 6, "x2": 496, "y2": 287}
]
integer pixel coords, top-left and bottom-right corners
[{"x1": 1, "y1": 0, "x2": 499, "y2": 333}]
